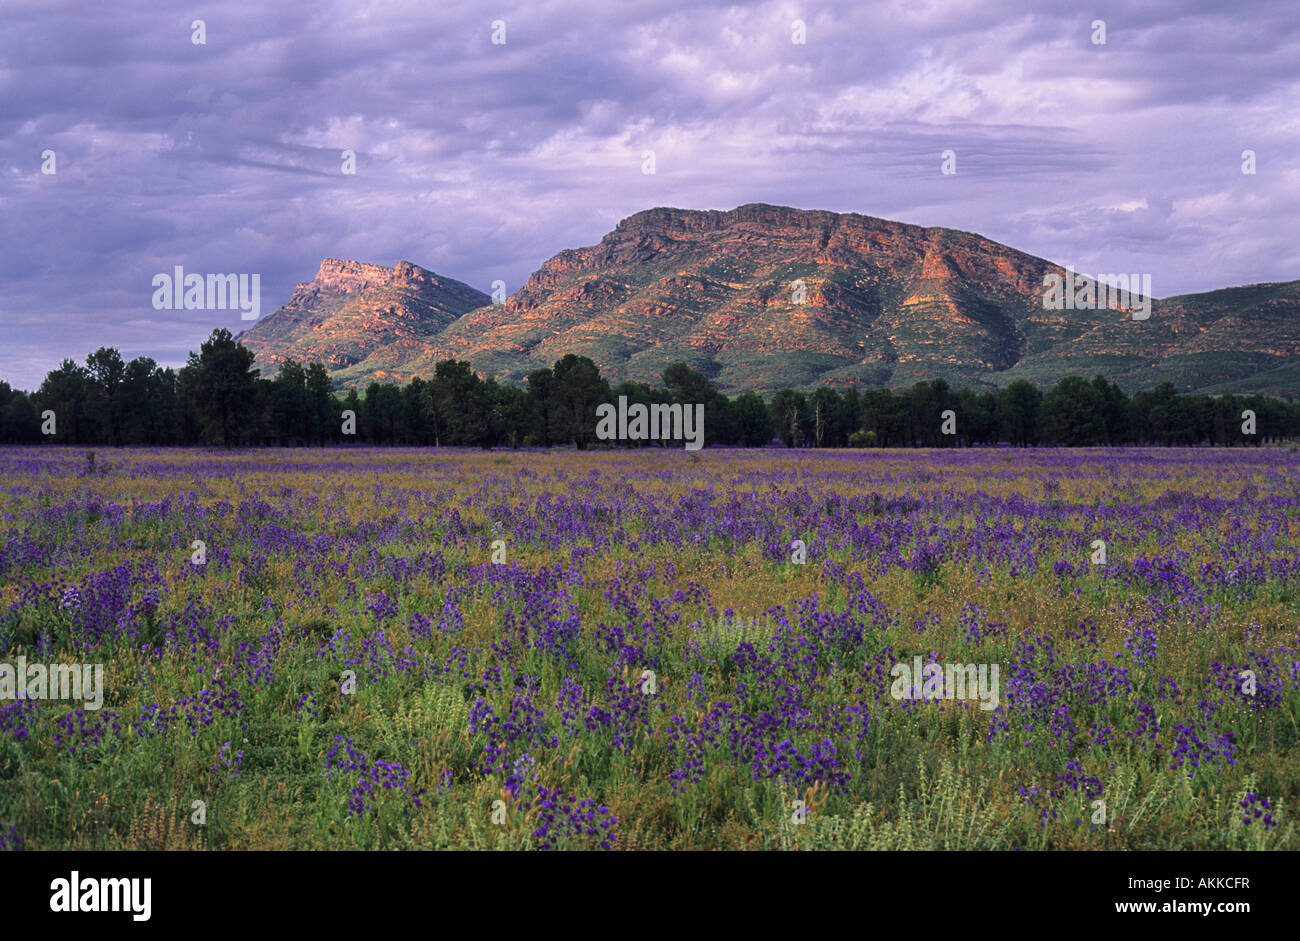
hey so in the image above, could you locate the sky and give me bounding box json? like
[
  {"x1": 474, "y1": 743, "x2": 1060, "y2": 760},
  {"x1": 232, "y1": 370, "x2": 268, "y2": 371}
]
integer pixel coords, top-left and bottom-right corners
[{"x1": 2, "y1": 0, "x2": 1298, "y2": 390}]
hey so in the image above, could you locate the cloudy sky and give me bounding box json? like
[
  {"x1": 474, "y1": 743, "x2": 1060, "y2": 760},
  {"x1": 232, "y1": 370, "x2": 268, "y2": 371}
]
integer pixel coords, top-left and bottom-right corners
[{"x1": 2, "y1": 0, "x2": 1297, "y2": 390}]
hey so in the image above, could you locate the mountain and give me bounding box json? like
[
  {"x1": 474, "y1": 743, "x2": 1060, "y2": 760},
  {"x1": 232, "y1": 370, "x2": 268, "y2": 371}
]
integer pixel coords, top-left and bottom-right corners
[
  {"x1": 238, "y1": 258, "x2": 490, "y2": 382},
  {"x1": 237, "y1": 204, "x2": 1300, "y2": 396}
]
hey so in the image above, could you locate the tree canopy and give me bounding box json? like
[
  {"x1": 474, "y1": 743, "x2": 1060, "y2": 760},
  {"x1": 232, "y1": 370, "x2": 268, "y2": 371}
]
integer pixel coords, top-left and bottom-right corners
[{"x1": 3, "y1": 330, "x2": 1297, "y2": 448}]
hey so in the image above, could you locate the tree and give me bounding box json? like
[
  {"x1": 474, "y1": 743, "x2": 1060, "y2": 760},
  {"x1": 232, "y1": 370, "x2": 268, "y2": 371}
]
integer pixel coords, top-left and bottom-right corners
[
  {"x1": 551, "y1": 354, "x2": 610, "y2": 448},
  {"x1": 401, "y1": 377, "x2": 430, "y2": 444},
  {"x1": 956, "y1": 387, "x2": 997, "y2": 445},
  {"x1": 810, "y1": 387, "x2": 842, "y2": 447},
  {"x1": 361, "y1": 381, "x2": 403, "y2": 444},
  {"x1": 121, "y1": 357, "x2": 177, "y2": 445},
  {"x1": 732, "y1": 391, "x2": 771, "y2": 446},
  {"x1": 905, "y1": 382, "x2": 939, "y2": 446},
  {"x1": 662, "y1": 362, "x2": 714, "y2": 404},
  {"x1": 927, "y1": 379, "x2": 956, "y2": 446},
  {"x1": 769, "y1": 389, "x2": 807, "y2": 447},
  {"x1": 858, "y1": 389, "x2": 901, "y2": 446},
  {"x1": 999, "y1": 380, "x2": 1042, "y2": 447},
  {"x1": 178, "y1": 329, "x2": 260, "y2": 446},
  {"x1": 1091, "y1": 375, "x2": 1131, "y2": 445},
  {"x1": 22, "y1": 332, "x2": 1300, "y2": 450},
  {"x1": 341, "y1": 389, "x2": 361, "y2": 443},
  {"x1": 305, "y1": 363, "x2": 336, "y2": 445},
  {"x1": 471, "y1": 377, "x2": 506, "y2": 448},
  {"x1": 663, "y1": 361, "x2": 734, "y2": 446},
  {"x1": 0, "y1": 381, "x2": 40, "y2": 443},
  {"x1": 1040, "y1": 376, "x2": 1105, "y2": 445},
  {"x1": 271, "y1": 359, "x2": 310, "y2": 446},
  {"x1": 1134, "y1": 382, "x2": 1180, "y2": 445},
  {"x1": 35, "y1": 359, "x2": 94, "y2": 443},
  {"x1": 526, "y1": 367, "x2": 556, "y2": 447},
  {"x1": 833, "y1": 388, "x2": 860, "y2": 447},
  {"x1": 85, "y1": 347, "x2": 127, "y2": 445},
  {"x1": 610, "y1": 381, "x2": 658, "y2": 448},
  {"x1": 429, "y1": 360, "x2": 480, "y2": 445},
  {"x1": 495, "y1": 383, "x2": 530, "y2": 448}
]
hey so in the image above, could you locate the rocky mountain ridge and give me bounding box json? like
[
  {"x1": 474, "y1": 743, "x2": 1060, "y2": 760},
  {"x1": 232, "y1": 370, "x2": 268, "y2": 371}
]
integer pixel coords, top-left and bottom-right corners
[{"x1": 237, "y1": 204, "x2": 1300, "y2": 396}]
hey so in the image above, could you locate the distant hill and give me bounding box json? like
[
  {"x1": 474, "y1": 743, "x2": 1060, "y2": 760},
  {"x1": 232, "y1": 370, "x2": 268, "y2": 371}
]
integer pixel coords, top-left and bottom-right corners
[
  {"x1": 237, "y1": 204, "x2": 1300, "y2": 395},
  {"x1": 238, "y1": 258, "x2": 490, "y2": 382}
]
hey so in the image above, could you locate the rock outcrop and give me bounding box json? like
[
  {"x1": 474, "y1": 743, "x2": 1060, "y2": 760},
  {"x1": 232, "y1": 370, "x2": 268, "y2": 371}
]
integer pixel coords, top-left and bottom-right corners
[{"x1": 238, "y1": 205, "x2": 1300, "y2": 395}]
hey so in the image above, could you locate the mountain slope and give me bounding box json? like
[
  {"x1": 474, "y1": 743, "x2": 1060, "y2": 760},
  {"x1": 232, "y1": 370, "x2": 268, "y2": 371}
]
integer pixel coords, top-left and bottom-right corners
[
  {"x1": 237, "y1": 205, "x2": 1300, "y2": 395},
  {"x1": 421, "y1": 204, "x2": 1093, "y2": 390},
  {"x1": 238, "y1": 259, "x2": 490, "y2": 382}
]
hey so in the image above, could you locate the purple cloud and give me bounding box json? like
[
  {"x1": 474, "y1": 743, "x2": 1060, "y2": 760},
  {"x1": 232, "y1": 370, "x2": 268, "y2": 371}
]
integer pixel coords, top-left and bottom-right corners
[{"x1": 1, "y1": 0, "x2": 1297, "y2": 389}]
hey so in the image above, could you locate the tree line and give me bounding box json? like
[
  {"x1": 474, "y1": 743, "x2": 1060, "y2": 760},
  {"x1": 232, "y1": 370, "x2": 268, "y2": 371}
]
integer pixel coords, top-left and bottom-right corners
[{"x1": 0, "y1": 328, "x2": 1295, "y2": 448}]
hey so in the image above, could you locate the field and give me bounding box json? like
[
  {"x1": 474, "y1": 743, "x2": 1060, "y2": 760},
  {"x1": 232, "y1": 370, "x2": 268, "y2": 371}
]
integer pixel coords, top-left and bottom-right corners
[{"x1": 0, "y1": 445, "x2": 1297, "y2": 851}]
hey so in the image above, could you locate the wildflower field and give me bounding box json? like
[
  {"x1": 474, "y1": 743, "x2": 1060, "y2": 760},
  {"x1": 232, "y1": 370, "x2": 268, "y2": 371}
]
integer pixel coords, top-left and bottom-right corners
[{"x1": 1, "y1": 445, "x2": 1297, "y2": 851}]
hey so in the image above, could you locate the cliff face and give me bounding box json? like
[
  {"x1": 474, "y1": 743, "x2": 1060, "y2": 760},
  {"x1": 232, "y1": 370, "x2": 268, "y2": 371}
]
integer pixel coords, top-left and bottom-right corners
[
  {"x1": 239, "y1": 205, "x2": 1300, "y2": 395},
  {"x1": 421, "y1": 203, "x2": 1135, "y2": 391},
  {"x1": 237, "y1": 259, "x2": 490, "y2": 380}
]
